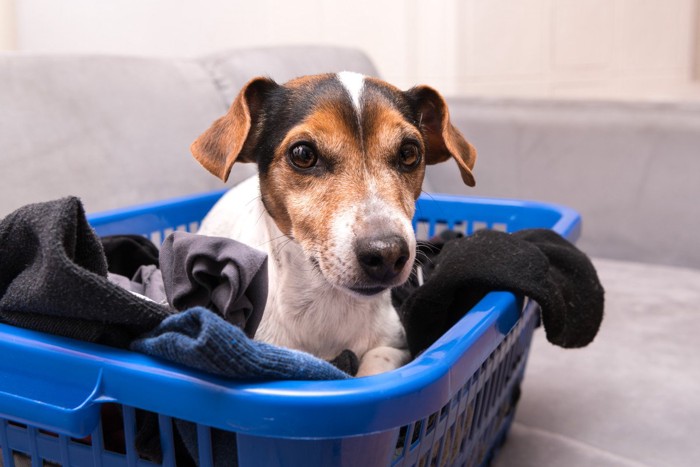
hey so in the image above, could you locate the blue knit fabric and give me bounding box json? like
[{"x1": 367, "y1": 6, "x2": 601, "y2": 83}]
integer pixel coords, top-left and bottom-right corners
[{"x1": 131, "y1": 307, "x2": 349, "y2": 381}]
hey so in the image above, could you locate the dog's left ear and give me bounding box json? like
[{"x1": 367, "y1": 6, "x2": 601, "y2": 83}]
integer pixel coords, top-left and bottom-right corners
[
  {"x1": 407, "y1": 86, "x2": 477, "y2": 187},
  {"x1": 191, "y1": 76, "x2": 278, "y2": 182}
]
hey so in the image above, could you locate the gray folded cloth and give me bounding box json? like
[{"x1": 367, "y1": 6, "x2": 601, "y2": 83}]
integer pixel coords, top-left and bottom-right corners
[
  {"x1": 159, "y1": 231, "x2": 268, "y2": 338},
  {"x1": 106, "y1": 231, "x2": 268, "y2": 338}
]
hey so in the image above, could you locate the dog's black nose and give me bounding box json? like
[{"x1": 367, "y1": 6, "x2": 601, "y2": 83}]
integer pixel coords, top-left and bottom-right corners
[{"x1": 355, "y1": 235, "x2": 410, "y2": 283}]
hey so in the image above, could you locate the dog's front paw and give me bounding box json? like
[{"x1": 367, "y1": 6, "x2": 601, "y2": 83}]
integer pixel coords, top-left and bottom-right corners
[{"x1": 356, "y1": 346, "x2": 410, "y2": 377}]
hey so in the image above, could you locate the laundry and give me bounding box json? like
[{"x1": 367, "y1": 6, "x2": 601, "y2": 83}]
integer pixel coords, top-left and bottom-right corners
[
  {"x1": 391, "y1": 230, "x2": 464, "y2": 310},
  {"x1": 0, "y1": 197, "x2": 345, "y2": 380},
  {"x1": 160, "y1": 232, "x2": 268, "y2": 338},
  {"x1": 105, "y1": 231, "x2": 269, "y2": 339},
  {"x1": 395, "y1": 228, "x2": 605, "y2": 357},
  {"x1": 132, "y1": 307, "x2": 349, "y2": 380},
  {"x1": 108, "y1": 265, "x2": 168, "y2": 305},
  {"x1": 0, "y1": 197, "x2": 172, "y2": 348},
  {"x1": 102, "y1": 234, "x2": 168, "y2": 303},
  {"x1": 101, "y1": 234, "x2": 160, "y2": 277}
]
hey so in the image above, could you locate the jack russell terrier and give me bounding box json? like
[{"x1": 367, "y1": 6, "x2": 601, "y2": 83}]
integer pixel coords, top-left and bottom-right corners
[{"x1": 191, "y1": 72, "x2": 476, "y2": 376}]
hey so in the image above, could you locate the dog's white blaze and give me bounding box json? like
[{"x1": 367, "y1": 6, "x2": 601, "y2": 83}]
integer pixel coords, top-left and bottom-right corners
[
  {"x1": 331, "y1": 206, "x2": 358, "y2": 271},
  {"x1": 337, "y1": 71, "x2": 365, "y2": 112}
]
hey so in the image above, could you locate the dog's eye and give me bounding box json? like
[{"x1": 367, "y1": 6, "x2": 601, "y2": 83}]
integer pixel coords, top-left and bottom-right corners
[
  {"x1": 398, "y1": 143, "x2": 421, "y2": 171},
  {"x1": 289, "y1": 144, "x2": 318, "y2": 170}
]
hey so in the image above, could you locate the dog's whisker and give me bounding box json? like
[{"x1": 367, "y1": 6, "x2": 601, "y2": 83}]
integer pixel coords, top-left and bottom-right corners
[
  {"x1": 417, "y1": 242, "x2": 441, "y2": 254},
  {"x1": 418, "y1": 190, "x2": 454, "y2": 229},
  {"x1": 415, "y1": 249, "x2": 430, "y2": 259},
  {"x1": 420, "y1": 189, "x2": 436, "y2": 199},
  {"x1": 271, "y1": 238, "x2": 295, "y2": 258},
  {"x1": 259, "y1": 233, "x2": 290, "y2": 249},
  {"x1": 408, "y1": 262, "x2": 423, "y2": 277},
  {"x1": 415, "y1": 251, "x2": 434, "y2": 266},
  {"x1": 252, "y1": 205, "x2": 269, "y2": 229},
  {"x1": 245, "y1": 194, "x2": 263, "y2": 207}
]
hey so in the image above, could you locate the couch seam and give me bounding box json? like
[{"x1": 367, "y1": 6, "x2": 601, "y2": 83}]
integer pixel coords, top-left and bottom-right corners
[{"x1": 196, "y1": 56, "x2": 234, "y2": 111}]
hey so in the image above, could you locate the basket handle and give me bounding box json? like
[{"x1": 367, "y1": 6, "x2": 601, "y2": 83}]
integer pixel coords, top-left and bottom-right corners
[
  {"x1": 0, "y1": 371, "x2": 103, "y2": 439},
  {"x1": 0, "y1": 325, "x2": 104, "y2": 438}
]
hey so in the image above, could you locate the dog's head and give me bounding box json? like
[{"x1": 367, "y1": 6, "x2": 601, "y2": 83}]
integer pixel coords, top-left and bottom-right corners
[{"x1": 191, "y1": 72, "x2": 476, "y2": 297}]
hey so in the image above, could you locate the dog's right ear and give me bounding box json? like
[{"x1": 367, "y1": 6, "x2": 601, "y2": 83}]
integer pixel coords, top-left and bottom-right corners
[
  {"x1": 191, "y1": 77, "x2": 278, "y2": 181},
  {"x1": 406, "y1": 85, "x2": 477, "y2": 187}
]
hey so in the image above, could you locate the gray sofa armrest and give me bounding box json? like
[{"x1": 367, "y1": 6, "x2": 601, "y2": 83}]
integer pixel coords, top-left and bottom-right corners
[
  {"x1": 0, "y1": 53, "x2": 229, "y2": 215},
  {"x1": 428, "y1": 96, "x2": 700, "y2": 268}
]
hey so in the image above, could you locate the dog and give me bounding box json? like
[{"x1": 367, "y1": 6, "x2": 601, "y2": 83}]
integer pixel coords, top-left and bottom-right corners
[{"x1": 191, "y1": 72, "x2": 476, "y2": 376}]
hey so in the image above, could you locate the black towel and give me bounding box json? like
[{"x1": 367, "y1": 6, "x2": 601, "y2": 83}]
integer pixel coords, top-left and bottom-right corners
[
  {"x1": 396, "y1": 229, "x2": 604, "y2": 356},
  {"x1": 0, "y1": 197, "x2": 171, "y2": 347}
]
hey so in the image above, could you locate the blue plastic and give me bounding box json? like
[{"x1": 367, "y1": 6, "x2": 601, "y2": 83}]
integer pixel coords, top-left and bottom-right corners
[{"x1": 0, "y1": 191, "x2": 581, "y2": 467}]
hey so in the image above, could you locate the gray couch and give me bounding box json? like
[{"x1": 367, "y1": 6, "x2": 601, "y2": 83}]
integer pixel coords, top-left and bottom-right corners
[{"x1": 1, "y1": 46, "x2": 698, "y2": 466}]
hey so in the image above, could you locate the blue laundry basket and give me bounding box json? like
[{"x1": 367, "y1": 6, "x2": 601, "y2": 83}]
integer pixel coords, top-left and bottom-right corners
[{"x1": 0, "y1": 190, "x2": 581, "y2": 467}]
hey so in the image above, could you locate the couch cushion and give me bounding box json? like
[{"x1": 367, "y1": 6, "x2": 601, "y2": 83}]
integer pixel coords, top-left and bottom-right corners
[
  {"x1": 0, "y1": 53, "x2": 242, "y2": 216},
  {"x1": 198, "y1": 45, "x2": 379, "y2": 104},
  {"x1": 494, "y1": 258, "x2": 700, "y2": 467}
]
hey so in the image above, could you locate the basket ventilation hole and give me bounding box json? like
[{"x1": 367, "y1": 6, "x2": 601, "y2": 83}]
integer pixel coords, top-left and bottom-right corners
[
  {"x1": 426, "y1": 412, "x2": 438, "y2": 434},
  {"x1": 433, "y1": 223, "x2": 449, "y2": 237},
  {"x1": 473, "y1": 221, "x2": 488, "y2": 231},
  {"x1": 440, "y1": 403, "x2": 450, "y2": 420},
  {"x1": 149, "y1": 231, "x2": 162, "y2": 246},
  {"x1": 392, "y1": 425, "x2": 409, "y2": 462},
  {"x1": 452, "y1": 222, "x2": 467, "y2": 235},
  {"x1": 411, "y1": 420, "x2": 423, "y2": 447},
  {"x1": 415, "y1": 221, "x2": 430, "y2": 240}
]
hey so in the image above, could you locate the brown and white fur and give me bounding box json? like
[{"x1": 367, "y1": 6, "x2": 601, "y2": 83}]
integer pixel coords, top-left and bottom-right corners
[{"x1": 191, "y1": 72, "x2": 477, "y2": 376}]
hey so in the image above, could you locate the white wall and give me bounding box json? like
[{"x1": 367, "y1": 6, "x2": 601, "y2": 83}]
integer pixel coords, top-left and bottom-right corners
[
  {"x1": 9, "y1": 0, "x2": 700, "y2": 99},
  {"x1": 695, "y1": 1, "x2": 700, "y2": 78},
  {"x1": 0, "y1": 0, "x2": 16, "y2": 50}
]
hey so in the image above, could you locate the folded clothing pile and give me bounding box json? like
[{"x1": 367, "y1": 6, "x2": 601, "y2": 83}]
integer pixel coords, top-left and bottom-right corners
[{"x1": 0, "y1": 196, "x2": 348, "y2": 380}]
